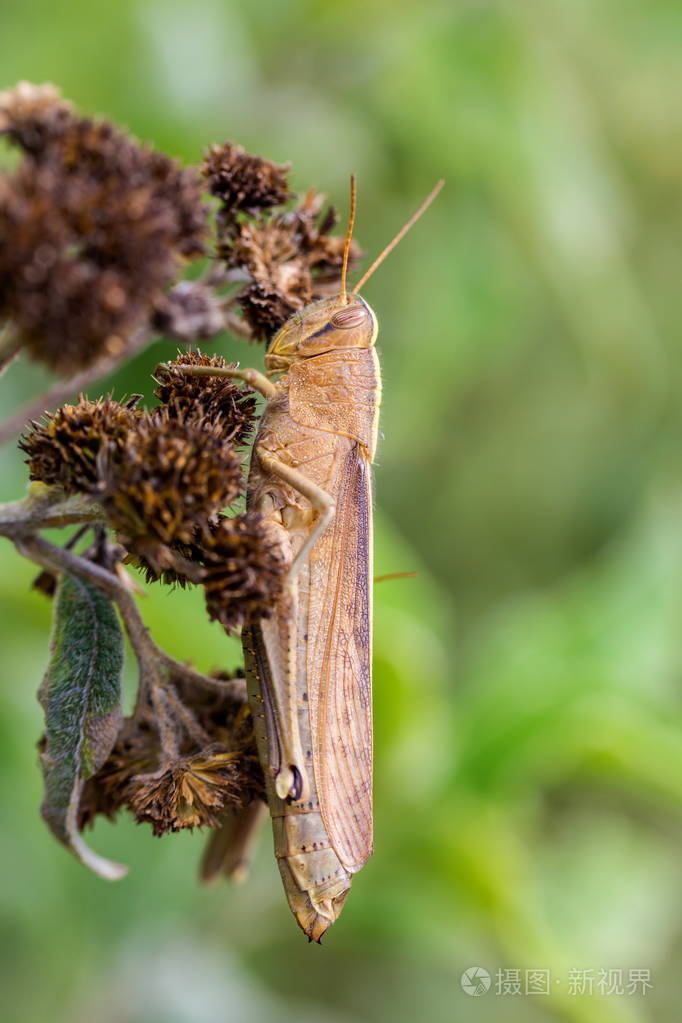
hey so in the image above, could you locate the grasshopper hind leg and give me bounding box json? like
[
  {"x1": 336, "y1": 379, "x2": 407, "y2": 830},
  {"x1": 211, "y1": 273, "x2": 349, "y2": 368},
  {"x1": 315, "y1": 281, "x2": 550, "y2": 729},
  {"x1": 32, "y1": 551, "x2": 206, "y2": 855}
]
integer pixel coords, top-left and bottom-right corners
[
  {"x1": 248, "y1": 452, "x2": 336, "y2": 804},
  {"x1": 256, "y1": 449, "x2": 336, "y2": 583}
]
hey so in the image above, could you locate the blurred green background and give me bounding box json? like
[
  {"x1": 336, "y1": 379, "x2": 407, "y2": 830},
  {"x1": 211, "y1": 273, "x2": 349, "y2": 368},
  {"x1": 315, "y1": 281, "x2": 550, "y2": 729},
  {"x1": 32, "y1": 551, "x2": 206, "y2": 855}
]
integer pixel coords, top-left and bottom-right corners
[{"x1": 1, "y1": 1, "x2": 681, "y2": 1021}]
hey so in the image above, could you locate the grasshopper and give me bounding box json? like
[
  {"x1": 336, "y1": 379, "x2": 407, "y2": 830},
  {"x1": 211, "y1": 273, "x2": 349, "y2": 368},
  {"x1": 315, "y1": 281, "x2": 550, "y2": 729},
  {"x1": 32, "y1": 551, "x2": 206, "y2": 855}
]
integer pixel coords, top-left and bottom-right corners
[{"x1": 194, "y1": 178, "x2": 443, "y2": 940}]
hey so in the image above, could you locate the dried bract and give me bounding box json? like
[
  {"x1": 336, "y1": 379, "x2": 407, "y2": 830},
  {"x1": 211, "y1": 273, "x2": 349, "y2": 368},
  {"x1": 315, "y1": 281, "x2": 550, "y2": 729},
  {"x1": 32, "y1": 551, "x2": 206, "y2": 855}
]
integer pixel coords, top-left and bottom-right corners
[
  {"x1": 126, "y1": 747, "x2": 248, "y2": 834},
  {"x1": 290, "y1": 189, "x2": 363, "y2": 281}
]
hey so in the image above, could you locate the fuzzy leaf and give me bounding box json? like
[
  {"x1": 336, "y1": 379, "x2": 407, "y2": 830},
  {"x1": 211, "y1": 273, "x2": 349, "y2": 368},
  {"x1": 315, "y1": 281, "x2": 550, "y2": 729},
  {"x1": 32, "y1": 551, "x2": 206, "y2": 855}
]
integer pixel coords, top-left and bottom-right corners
[{"x1": 38, "y1": 572, "x2": 127, "y2": 880}]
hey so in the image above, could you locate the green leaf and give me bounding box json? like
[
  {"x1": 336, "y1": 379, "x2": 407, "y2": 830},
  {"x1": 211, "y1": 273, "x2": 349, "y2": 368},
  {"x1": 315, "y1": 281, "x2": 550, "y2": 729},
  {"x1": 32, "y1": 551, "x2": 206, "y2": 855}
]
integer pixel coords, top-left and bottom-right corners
[{"x1": 38, "y1": 572, "x2": 127, "y2": 880}]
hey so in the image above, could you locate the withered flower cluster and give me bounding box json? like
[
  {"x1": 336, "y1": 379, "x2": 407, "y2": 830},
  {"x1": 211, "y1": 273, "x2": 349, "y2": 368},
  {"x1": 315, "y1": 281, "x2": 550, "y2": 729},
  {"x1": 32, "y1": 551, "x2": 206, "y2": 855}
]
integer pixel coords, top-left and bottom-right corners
[
  {"x1": 0, "y1": 82, "x2": 207, "y2": 373},
  {"x1": 202, "y1": 144, "x2": 362, "y2": 340},
  {"x1": 20, "y1": 352, "x2": 287, "y2": 628},
  {"x1": 81, "y1": 672, "x2": 264, "y2": 835}
]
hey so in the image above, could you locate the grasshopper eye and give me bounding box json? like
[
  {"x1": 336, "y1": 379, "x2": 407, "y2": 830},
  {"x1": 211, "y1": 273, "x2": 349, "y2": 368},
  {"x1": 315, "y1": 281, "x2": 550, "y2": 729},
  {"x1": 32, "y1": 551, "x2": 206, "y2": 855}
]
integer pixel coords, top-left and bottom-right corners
[{"x1": 330, "y1": 306, "x2": 367, "y2": 329}]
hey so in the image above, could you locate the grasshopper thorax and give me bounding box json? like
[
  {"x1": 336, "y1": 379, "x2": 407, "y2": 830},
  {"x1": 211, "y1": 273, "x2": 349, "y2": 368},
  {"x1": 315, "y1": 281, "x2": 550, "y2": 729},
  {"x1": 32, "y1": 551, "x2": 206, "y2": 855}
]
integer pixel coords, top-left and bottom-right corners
[{"x1": 264, "y1": 294, "x2": 377, "y2": 374}]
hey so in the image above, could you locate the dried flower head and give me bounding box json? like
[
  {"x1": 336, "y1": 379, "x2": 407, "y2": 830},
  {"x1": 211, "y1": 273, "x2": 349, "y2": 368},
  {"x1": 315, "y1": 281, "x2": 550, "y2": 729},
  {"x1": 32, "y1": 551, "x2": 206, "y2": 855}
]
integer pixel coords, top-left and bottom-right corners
[
  {"x1": 203, "y1": 513, "x2": 288, "y2": 632},
  {"x1": 0, "y1": 81, "x2": 73, "y2": 154},
  {"x1": 126, "y1": 747, "x2": 250, "y2": 834},
  {"x1": 152, "y1": 281, "x2": 225, "y2": 342},
  {"x1": 21, "y1": 396, "x2": 247, "y2": 576},
  {"x1": 202, "y1": 142, "x2": 292, "y2": 214},
  {"x1": 0, "y1": 83, "x2": 208, "y2": 373},
  {"x1": 80, "y1": 674, "x2": 263, "y2": 835},
  {"x1": 224, "y1": 217, "x2": 300, "y2": 277},
  {"x1": 101, "y1": 410, "x2": 244, "y2": 574},
  {"x1": 154, "y1": 350, "x2": 257, "y2": 447},
  {"x1": 19, "y1": 395, "x2": 140, "y2": 493},
  {"x1": 238, "y1": 281, "x2": 302, "y2": 343}
]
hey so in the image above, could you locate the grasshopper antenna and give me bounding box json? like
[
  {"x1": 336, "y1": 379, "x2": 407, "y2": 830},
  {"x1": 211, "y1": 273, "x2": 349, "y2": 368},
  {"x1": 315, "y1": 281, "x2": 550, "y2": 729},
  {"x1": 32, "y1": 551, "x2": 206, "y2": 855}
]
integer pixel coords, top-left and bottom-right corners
[
  {"x1": 354, "y1": 179, "x2": 444, "y2": 294},
  {"x1": 340, "y1": 173, "x2": 357, "y2": 304}
]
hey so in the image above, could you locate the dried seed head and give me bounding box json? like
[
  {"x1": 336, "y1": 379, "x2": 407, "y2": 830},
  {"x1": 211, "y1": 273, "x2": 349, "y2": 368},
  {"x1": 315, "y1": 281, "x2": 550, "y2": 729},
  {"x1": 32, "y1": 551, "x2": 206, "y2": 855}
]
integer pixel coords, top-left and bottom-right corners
[
  {"x1": 202, "y1": 142, "x2": 292, "y2": 214},
  {"x1": 0, "y1": 83, "x2": 208, "y2": 373},
  {"x1": 101, "y1": 410, "x2": 244, "y2": 573},
  {"x1": 203, "y1": 513, "x2": 288, "y2": 632},
  {"x1": 19, "y1": 396, "x2": 140, "y2": 493},
  {"x1": 154, "y1": 350, "x2": 257, "y2": 447}
]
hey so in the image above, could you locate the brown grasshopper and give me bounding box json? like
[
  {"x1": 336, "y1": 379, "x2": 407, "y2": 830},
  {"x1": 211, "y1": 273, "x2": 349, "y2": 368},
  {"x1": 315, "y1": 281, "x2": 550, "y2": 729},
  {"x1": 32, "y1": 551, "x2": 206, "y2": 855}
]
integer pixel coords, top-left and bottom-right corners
[{"x1": 187, "y1": 178, "x2": 443, "y2": 940}]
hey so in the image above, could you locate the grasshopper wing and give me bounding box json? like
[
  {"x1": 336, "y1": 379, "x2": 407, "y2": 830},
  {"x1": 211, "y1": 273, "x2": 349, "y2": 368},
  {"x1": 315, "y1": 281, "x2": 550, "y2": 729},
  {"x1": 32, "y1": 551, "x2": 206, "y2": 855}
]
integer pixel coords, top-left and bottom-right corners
[{"x1": 306, "y1": 444, "x2": 373, "y2": 873}]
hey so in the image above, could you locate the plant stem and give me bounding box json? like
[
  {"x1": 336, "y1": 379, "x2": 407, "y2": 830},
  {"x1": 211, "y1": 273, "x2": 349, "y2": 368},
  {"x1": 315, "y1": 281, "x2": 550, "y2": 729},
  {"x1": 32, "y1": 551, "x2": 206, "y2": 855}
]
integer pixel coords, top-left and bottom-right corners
[
  {"x1": 0, "y1": 491, "x2": 105, "y2": 535},
  {"x1": 0, "y1": 324, "x2": 24, "y2": 378},
  {"x1": 223, "y1": 310, "x2": 254, "y2": 340},
  {"x1": 10, "y1": 531, "x2": 232, "y2": 706},
  {"x1": 163, "y1": 683, "x2": 212, "y2": 746},
  {"x1": 147, "y1": 683, "x2": 180, "y2": 761}
]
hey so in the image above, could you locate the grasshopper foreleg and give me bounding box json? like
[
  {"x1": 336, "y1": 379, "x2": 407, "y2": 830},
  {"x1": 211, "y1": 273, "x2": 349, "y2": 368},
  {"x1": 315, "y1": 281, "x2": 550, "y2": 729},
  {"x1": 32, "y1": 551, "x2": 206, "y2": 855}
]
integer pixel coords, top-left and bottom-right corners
[
  {"x1": 154, "y1": 362, "x2": 277, "y2": 400},
  {"x1": 256, "y1": 450, "x2": 336, "y2": 580}
]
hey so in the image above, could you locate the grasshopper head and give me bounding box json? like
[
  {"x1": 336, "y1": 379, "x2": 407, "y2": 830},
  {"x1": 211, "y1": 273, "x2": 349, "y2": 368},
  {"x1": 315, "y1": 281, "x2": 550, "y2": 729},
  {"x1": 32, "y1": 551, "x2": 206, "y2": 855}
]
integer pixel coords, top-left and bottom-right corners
[
  {"x1": 264, "y1": 294, "x2": 377, "y2": 374},
  {"x1": 263, "y1": 177, "x2": 443, "y2": 375}
]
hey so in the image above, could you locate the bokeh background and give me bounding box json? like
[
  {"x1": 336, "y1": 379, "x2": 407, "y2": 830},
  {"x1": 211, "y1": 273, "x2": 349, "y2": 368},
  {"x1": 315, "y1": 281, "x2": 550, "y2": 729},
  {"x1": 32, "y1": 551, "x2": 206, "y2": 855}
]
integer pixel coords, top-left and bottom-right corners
[{"x1": 1, "y1": 1, "x2": 681, "y2": 1021}]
